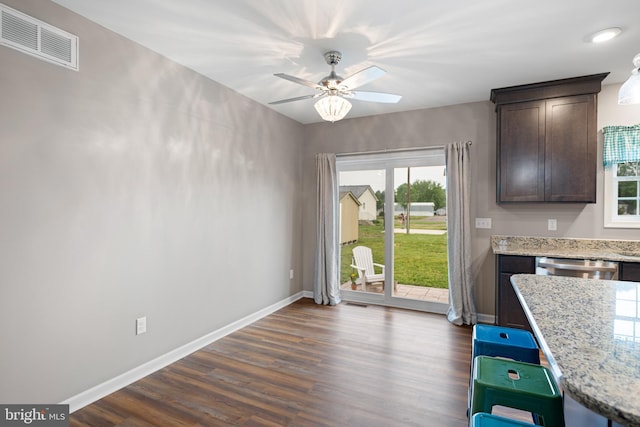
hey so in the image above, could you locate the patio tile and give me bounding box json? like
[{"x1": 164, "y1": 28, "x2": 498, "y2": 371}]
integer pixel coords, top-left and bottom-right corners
[{"x1": 341, "y1": 282, "x2": 449, "y2": 304}]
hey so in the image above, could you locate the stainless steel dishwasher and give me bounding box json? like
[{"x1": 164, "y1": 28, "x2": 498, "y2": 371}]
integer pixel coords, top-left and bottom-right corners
[{"x1": 535, "y1": 257, "x2": 618, "y2": 280}]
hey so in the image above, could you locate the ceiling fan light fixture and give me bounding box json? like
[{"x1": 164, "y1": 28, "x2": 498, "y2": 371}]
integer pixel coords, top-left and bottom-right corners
[
  {"x1": 314, "y1": 95, "x2": 352, "y2": 122},
  {"x1": 618, "y1": 53, "x2": 640, "y2": 105},
  {"x1": 271, "y1": 50, "x2": 397, "y2": 121}
]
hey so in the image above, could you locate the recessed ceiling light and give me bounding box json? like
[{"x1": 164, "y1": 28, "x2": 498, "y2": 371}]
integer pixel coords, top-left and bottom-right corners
[{"x1": 589, "y1": 27, "x2": 622, "y2": 43}]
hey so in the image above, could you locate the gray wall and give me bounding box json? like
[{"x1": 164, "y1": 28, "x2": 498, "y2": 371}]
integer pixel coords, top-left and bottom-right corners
[
  {"x1": 301, "y1": 84, "x2": 640, "y2": 317},
  {"x1": 0, "y1": 0, "x2": 304, "y2": 404}
]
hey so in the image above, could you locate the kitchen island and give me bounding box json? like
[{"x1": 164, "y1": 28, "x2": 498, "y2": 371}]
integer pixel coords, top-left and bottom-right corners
[{"x1": 511, "y1": 274, "x2": 640, "y2": 427}]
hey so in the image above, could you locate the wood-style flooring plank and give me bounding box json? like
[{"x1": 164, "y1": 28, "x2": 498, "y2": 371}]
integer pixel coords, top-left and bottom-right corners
[{"x1": 70, "y1": 298, "x2": 474, "y2": 426}]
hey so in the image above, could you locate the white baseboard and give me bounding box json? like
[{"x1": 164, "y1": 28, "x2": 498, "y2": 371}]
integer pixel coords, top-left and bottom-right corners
[
  {"x1": 62, "y1": 291, "x2": 307, "y2": 413},
  {"x1": 477, "y1": 313, "x2": 496, "y2": 325}
]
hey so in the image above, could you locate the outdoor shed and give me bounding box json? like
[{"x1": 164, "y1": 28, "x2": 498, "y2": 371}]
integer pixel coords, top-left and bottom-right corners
[
  {"x1": 394, "y1": 202, "x2": 435, "y2": 217},
  {"x1": 339, "y1": 185, "x2": 378, "y2": 221},
  {"x1": 339, "y1": 191, "x2": 361, "y2": 244}
]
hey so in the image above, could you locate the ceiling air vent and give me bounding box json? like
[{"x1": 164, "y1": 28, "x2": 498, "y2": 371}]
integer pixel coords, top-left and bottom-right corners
[{"x1": 0, "y1": 3, "x2": 78, "y2": 71}]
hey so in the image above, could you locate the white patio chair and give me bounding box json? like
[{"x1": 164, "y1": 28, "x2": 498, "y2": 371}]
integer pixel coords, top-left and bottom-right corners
[{"x1": 350, "y1": 246, "x2": 385, "y2": 290}]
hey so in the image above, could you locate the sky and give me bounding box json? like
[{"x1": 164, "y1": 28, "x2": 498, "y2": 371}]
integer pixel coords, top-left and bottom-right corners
[{"x1": 339, "y1": 166, "x2": 446, "y2": 192}]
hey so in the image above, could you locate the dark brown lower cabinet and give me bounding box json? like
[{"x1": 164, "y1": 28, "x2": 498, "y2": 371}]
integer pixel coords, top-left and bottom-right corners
[
  {"x1": 620, "y1": 262, "x2": 640, "y2": 282},
  {"x1": 496, "y1": 255, "x2": 535, "y2": 331}
]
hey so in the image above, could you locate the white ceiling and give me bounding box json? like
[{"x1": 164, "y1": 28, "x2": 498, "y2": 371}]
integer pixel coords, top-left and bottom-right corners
[{"x1": 52, "y1": 0, "x2": 640, "y2": 124}]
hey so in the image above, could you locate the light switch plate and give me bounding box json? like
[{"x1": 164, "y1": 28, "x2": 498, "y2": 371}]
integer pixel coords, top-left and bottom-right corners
[
  {"x1": 548, "y1": 219, "x2": 557, "y2": 231},
  {"x1": 475, "y1": 218, "x2": 492, "y2": 229}
]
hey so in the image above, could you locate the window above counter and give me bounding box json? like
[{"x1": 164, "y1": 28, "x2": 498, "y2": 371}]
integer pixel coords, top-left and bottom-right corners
[{"x1": 603, "y1": 125, "x2": 640, "y2": 228}]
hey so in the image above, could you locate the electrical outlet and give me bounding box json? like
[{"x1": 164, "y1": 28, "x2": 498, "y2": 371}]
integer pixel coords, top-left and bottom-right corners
[
  {"x1": 548, "y1": 219, "x2": 557, "y2": 231},
  {"x1": 289, "y1": 269, "x2": 294, "y2": 280},
  {"x1": 475, "y1": 218, "x2": 492, "y2": 229},
  {"x1": 136, "y1": 317, "x2": 147, "y2": 335}
]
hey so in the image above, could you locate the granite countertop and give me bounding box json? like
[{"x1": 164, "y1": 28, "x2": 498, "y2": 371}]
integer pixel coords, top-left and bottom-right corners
[
  {"x1": 491, "y1": 235, "x2": 640, "y2": 262},
  {"x1": 512, "y1": 274, "x2": 640, "y2": 426}
]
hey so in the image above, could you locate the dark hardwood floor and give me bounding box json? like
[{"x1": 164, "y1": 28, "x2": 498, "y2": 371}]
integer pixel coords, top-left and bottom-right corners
[{"x1": 70, "y1": 298, "x2": 474, "y2": 426}]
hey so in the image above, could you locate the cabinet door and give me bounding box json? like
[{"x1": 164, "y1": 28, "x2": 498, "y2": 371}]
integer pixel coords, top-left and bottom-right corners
[
  {"x1": 496, "y1": 255, "x2": 535, "y2": 331},
  {"x1": 620, "y1": 262, "x2": 640, "y2": 282},
  {"x1": 545, "y1": 95, "x2": 596, "y2": 202},
  {"x1": 497, "y1": 101, "x2": 545, "y2": 202},
  {"x1": 498, "y1": 273, "x2": 532, "y2": 331}
]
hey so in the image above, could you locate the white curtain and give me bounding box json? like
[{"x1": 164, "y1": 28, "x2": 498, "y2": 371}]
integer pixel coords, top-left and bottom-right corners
[
  {"x1": 445, "y1": 141, "x2": 477, "y2": 325},
  {"x1": 313, "y1": 153, "x2": 342, "y2": 305}
]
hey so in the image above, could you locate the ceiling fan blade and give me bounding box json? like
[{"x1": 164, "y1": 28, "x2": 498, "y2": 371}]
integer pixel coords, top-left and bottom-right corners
[
  {"x1": 347, "y1": 91, "x2": 402, "y2": 103},
  {"x1": 274, "y1": 73, "x2": 324, "y2": 90},
  {"x1": 339, "y1": 66, "x2": 386, "y2": 90},
  {"x1": 268, "y1": 93, "x2": 322, "y2": 105}
]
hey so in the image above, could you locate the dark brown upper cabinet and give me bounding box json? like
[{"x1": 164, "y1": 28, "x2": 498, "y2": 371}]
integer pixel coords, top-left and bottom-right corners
[{"x1": 491, "y1": 73, "x2": 608, "y2": 203}]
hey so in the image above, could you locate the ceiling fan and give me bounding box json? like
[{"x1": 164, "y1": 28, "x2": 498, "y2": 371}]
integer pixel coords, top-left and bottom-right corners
[{"x1": 269, "y1": 51, "x2": 402, "y2": 122}]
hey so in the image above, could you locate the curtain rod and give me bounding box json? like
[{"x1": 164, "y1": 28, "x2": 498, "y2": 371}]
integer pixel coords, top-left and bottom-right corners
[{"x1": 336, "y1": 141, "x2": 472, "y2": 157}]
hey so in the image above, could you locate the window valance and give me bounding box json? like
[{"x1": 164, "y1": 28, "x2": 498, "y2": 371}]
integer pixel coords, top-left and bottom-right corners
[{"x1": 603, "y1": 124, "x2": 640, "y2": 167}]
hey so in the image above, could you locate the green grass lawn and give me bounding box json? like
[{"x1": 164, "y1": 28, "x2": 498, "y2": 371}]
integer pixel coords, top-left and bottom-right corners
[{"x1": 340, "y1": 217, "x2": 449, "y2": 288}]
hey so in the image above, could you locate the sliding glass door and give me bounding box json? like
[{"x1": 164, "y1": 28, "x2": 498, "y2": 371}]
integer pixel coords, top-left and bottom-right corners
[{"x1": 337, "y1": 149, "x2": 449, "y2": 313}]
